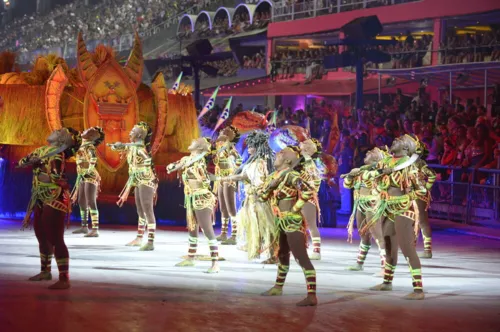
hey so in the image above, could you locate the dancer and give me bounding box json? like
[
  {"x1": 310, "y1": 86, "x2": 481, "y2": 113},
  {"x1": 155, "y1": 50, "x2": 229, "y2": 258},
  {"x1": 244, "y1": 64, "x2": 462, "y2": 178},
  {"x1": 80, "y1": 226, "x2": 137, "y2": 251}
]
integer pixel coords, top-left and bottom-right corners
[
  {"x1": 108, "y1": 122, "x2": 158, "y2": 251},
  {"x1": 260, "y1": 146, "x2": 317, "y2": 306},
  {"x1": 72, "y1": 126, "x2": 105, "y2": 237},
  {"x1": 219, "y1": 131, "x2": 277, "y2": 263},
  {"x1": 365, "y1": 135, "x2": 426, "y2": 300},
  {"x1": 213, "y1": 126, "x2": 242, "y2": 245},
  {"x1": 342, "y1": 147, "x2": 387, "y2": 275},
  {"x1": 167, "y1": 137, "x2": 220, "y2": 273},
  {"x1": 415, "y1": 142, "x2": 436, "y2": 259},
  {"x1": 19, "y1": 127, "x2": 81, "y2": 289},
  {"x1": 298, "y1": 138, "x2": 323, "y2": 260}
]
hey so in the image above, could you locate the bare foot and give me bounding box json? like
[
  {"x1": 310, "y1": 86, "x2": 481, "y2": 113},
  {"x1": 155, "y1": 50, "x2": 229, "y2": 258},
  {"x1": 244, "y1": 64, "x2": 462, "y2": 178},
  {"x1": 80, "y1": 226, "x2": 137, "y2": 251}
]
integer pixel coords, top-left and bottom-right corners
[
  {"x1": 221, "y1": 237, "x2": 236, "y2": 245},
  {"x1": 296, "y1": 294, "x2": 318, "y2": 307},
  {"x1": 72, "y1": 227, "x2": 88, "y2": 234},
  {"x1": 418, "y1": 251, "x2": 432, "y2": 259},
  {"x1": 345, "y1": 264, "x2": 364, "y2": 271},
  {"x1": 28, "y1": 272, "x2": 52, "y2": 281},
  {"x1": 309, "y1": 252, "x2": 321, "y2": 260},
  {"x1": 84, "y1": 229, "x2": 99, "y2": 238},
  {"x1": 216, "y1": 233, "x2": 228, "y2": 242},
  {"x1": 403, "y1": 291, "x2": 425, "y2": 300},
  {"x1": 175, "y1": 259, "x2": 195, "y2": 267},
  {"x1": 205, "y1": 263, "x2": 220, "y2": 274},
  {"x1": 261, "y1": 286, "x2": 283, "y2": 296},
  {"x1": 139, "y1": 242, "x2": 154, "y2": 251},
  {"x1": 370, "y1": 283, "x2": 393, "y2": 291},
  {"x1": 125, "y1": 237, "x2": 143, "y2": 247},
  {"x1": 48, "y1": 280, "x2": 70, "y2": 290}
]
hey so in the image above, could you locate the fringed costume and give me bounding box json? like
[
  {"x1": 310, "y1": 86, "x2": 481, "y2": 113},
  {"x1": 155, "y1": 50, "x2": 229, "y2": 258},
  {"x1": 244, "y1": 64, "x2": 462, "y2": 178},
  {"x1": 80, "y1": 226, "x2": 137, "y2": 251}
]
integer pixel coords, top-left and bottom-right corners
[
  {"x1": 72, "y1": 138, "x2": 101, "y2": 236},
  {"x1": 20, "y1": 127, "x2": 81, "y2": 289},
  {"x1": 236, "y1": 159, "x2": 276, "y2": 261},
  {"x1": 110, "y1": 141, "x2": 158, "y2": 249},
  {"x1": 213, "y1": 126, "x2": 242, "y2": 244},
  {"x1": 260, "y1": 147, "x2": 318, "y2": 306},
  {"x1": 366, "y1": 135, "x2": 427, "y2": 299},
  {"x1": 343, "y1": 166, "x2": 386, "y2": 273},
  {"x1": 168, "y1": 143, "x2": 220, "y2": 273}
]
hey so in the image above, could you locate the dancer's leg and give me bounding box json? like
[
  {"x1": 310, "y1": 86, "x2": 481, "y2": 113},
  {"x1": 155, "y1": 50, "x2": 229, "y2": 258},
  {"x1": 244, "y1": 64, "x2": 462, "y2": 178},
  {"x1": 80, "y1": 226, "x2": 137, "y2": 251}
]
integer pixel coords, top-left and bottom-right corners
[
  {"x1": 217, "y1": 186, "x2": 229, "y2": 241},
  {"x1": 395, "y1": 215, "x2": 424, "y2": 300},
  {"x1": 84, "y1": 183, "x2": 99, "y2": 237},
  {"x1": 369, "y1": 215, "x2": 386, "y2": 276},
  {"x1": 346, "y1": 210, "x2": 370, "y2": 271},
  {"x1": 303, "y1": 202, "x2": 321, "y2": 260},
  {"x1": 43, "y1": 206, "x2": 70, "y2": 289},
  {"x1": 371, "y1": 217, "x2": 397, "y2": 291},
  {"x1": 137, "y1": 186, "x2": 156, "y2": 251},
  {"x1": 286, "y1": 231, "x2": 318, "y2": 306},
  {"x1": 196, "y1": 208, "x2": 220, "y2": 273},
  {"x1": 262, "y1": 230, "x2": 290, "y2": 296},
  {"x1": 176, "y1": 227, "x2": 199, "y2": 267},
  {"x1": 126, "y1": 189, "x2": 145, "y2": 246},
  {"x1": 73, "y1": 185, "x2": 88, "y2": 234},
  {"x1": 221, "y1": 184, "x2": 238, "y2": 245},
  {"x1": 417, "y1": 200, "x2": 432, "y2": 259},
  {"x1": 29, "y1": 205, "x2": 53, "y2": 281}
]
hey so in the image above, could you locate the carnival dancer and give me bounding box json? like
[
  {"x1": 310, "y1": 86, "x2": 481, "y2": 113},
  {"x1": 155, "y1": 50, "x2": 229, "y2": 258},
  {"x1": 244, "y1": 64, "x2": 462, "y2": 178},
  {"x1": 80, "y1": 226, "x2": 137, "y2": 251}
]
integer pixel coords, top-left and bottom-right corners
[
  {"x1": 167, "y1": 137, "x2": 220, "y2": 273},
  {"x1": 364, "y1": 135, "x2": 426, "y2": 300},
  {"x1": 213, "y1": 125, "x2": 242, "y2": 245},
  {"x1": 19, "y1": 127, "x2": 81, "y2": 289},
  {"x1": 260, "y1": 146, "x2": 318, "y2": 306},
  {"x1": 342, "y1": 147, "x2": 387, "y2": 276},
  {"x1": 414, "y1": 142, "x2": 436, "y2": 259},
  {"x1": 72, "y1": 126, "x2": 105, "y2": 237},
  {"x1": 108, "y1": 122, "x2": 158, "y2": 251},
  {"x1": 219, "y1": 131, "x2": 277, "y2": 263},
  {"x1": 298, "y1": 138, "x2": 323, "y2": 260}
]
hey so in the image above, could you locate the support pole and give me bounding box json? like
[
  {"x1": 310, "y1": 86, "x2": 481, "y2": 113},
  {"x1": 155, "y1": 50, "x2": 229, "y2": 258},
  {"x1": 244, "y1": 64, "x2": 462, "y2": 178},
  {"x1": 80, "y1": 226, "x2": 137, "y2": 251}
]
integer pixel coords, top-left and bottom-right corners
[
  {"x1": 378, "y1": 73, "x2": 382, "y2": 103},
  {"x1": 484, "y1": 69, "x2": 488, "y2": 106},
  {"x1": 449, "y1": 71, "x2": 452, "y2": 104},
  {"x1": 355, "y1": 60, "x2": 364, "y2": 110},
  {"x1": 194, "y1": 64, "x2": 200, "y2": 109}
]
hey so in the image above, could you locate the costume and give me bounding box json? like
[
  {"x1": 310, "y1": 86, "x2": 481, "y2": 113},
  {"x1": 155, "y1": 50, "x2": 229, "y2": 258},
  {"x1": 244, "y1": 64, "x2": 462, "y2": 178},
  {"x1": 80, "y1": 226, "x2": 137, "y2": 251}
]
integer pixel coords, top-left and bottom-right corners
[
  {"x1": 260, "y1": 157, "x2": 317, "y2": 306},
  {"x1": 343, "y1": 164, "x2": 386, "y2": 272},
  {"x1": 364, "y1": 136, "x2": 426, "y2": 299},
  {"x1": 20, "y1": 128, "x2": 80, "y2": 289},
  {"x1": 169, "y1": 152, "x2": 219, "y2": 272},
  {"x1": 299, "y1": 155, "x2": 323, "y2": 259},
  {"x1": 221, "y1": 131, "x2": 276, "y2": 262},
  {"x1": 110, "y1": 141, "x2": 158, "y2": 248},
  {"x1": 213, "y1": 134, "x2": 242, "y2": 243},
  {"x1": 72, "y1": 140, "x2": 101, "y2": 235}
]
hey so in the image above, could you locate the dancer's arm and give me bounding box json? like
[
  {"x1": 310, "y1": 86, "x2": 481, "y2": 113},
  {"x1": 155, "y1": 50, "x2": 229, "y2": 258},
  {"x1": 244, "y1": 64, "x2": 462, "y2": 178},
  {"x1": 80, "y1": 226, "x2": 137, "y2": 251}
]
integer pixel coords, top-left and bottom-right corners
[
  {"x1": 107, "y1": 142, "x2": 127, "y2": 152},
  {"x1": 291, "y1": 173, "x2": 314, "y2": 213},
  {"x1": 166, "y1": 157, "x2": 188, "y2": 174},
  {"x1": 221, "y1": 172, "x2": 248, "y2": 183}
]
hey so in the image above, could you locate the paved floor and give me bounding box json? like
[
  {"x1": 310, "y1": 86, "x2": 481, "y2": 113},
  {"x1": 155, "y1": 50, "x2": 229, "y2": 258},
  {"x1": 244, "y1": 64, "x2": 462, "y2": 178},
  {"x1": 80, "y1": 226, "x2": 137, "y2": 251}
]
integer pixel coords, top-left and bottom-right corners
[{"x1": 0, "y1": 219, "x2": 500, "y2": 332}]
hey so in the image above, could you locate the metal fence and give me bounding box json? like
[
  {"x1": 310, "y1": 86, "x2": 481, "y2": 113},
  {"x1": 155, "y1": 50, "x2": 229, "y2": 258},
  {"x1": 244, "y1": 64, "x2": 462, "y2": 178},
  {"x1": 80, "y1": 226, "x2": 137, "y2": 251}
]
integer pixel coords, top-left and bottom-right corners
[
  {"x1": 426, "y1": 164, "x2": 500, "y2": 224},
  {"x1": 272, "y1": 0, "x2": 421, "y2": 22}
]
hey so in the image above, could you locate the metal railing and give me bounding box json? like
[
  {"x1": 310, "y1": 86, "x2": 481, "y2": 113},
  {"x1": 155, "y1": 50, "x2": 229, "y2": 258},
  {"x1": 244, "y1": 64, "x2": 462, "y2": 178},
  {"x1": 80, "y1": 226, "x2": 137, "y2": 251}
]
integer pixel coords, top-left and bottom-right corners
[
  {"x1": 272, "y1": 0, "x2": 421, "y2": 22},
  {"x1": 426, "y1": 164, "x2": 500, "y2": 224}
]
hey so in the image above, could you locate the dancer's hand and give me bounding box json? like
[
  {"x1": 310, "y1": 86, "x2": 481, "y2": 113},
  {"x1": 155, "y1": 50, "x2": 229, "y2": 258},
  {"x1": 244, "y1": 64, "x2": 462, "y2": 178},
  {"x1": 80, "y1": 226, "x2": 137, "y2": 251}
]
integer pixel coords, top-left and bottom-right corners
[{"x1": 116, "y1": 197, "x2": 126, "y2": 207}]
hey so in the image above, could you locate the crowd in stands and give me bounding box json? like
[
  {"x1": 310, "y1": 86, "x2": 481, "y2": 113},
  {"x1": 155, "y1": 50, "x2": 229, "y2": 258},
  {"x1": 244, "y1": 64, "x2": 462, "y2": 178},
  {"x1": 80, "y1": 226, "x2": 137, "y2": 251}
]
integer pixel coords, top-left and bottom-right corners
[
  {"x1": 155, "y1": 58, "x2": 239, "y2": 80},
  {"x1": 440, "y1": 29, "x2": 500, "y2": 64},
  {"x1": 242, "y1": 51, "x2": 266, "y2": 69},
  {"x1": 0, "y1": 0, "x2": 208, "y2": 53},
  {"x1": 178, "y1": 9, "x2": 271, "y2": 41}
]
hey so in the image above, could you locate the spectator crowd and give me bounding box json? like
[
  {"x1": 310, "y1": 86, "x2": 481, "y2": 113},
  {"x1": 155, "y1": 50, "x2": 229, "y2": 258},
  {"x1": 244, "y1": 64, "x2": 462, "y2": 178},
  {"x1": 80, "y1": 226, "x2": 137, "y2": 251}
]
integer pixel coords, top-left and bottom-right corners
[{"x1": 0, "y1": 0, "x2": 210, "y2": 53}]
